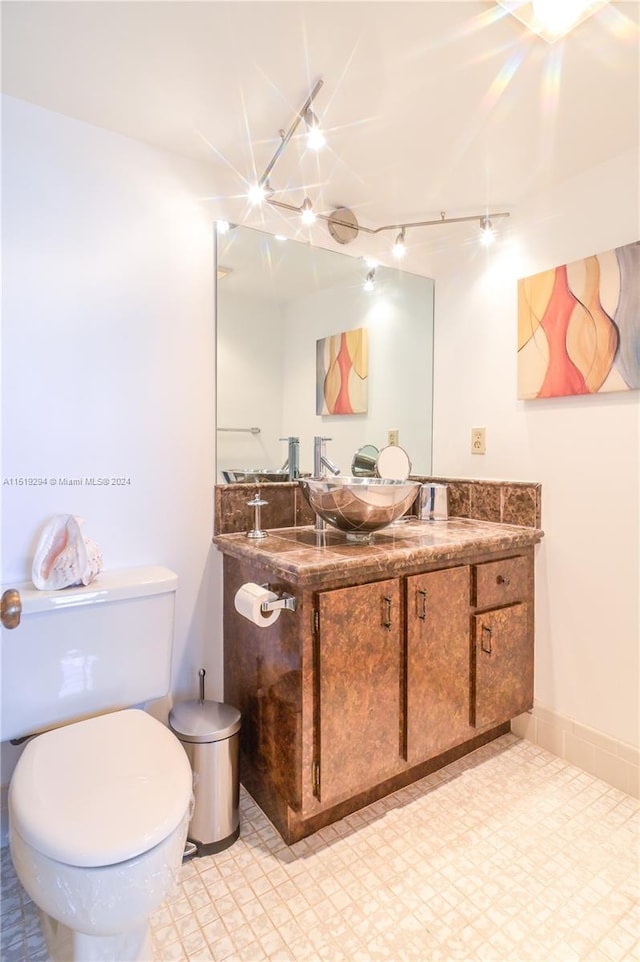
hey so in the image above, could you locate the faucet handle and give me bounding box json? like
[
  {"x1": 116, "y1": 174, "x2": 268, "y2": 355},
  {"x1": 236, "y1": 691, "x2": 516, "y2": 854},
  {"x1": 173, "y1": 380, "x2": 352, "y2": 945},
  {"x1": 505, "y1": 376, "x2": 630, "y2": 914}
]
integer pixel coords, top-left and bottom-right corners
[
  {"x1": 279, "y1": 436, "x2": 300, "y2": 442},
  {"x1": 246, "y1": 492, "x2": 268, "y2": 540}
]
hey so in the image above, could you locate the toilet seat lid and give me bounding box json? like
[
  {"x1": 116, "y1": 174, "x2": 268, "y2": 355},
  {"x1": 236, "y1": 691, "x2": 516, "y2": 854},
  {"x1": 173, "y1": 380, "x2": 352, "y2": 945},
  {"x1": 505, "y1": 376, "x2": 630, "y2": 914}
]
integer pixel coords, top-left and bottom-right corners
[{"x1": 9, "y1": 709, "x2": 192, "y2": 868}]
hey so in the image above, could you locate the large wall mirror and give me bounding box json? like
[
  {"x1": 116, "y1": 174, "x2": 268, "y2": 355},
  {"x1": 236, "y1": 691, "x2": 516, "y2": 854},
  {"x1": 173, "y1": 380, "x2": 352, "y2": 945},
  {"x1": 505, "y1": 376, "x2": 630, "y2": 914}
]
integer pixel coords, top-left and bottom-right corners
[{"x1": 216, "y1": 225, "x2": 434, "y2": 481}]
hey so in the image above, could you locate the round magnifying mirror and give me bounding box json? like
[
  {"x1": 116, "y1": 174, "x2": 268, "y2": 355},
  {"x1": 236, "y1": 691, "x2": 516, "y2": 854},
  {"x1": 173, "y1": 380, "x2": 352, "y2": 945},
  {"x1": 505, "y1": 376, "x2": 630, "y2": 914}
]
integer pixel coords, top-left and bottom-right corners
[
  {"x1": 376, "y1": 444, "x2": 412, "y2": 481},
  {"x1": 351, "y1": 444, "x2": 379, "y2": 477}
]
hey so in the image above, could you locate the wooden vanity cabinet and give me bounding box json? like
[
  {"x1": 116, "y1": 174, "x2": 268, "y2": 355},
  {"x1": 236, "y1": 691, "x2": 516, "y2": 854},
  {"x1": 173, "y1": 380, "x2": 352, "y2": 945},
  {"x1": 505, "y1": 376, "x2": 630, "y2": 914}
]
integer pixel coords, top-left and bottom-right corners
[{"x1": 221, "y1": 541, "x2": 537, "y2": 844}]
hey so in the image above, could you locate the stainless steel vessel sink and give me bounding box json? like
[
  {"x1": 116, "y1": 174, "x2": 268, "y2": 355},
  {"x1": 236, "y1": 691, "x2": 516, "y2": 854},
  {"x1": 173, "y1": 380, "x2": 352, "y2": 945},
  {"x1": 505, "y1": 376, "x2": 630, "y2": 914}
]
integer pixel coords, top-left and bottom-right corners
[{"x1": 299, "y1": 476, "x2": 419, "y2": 535}]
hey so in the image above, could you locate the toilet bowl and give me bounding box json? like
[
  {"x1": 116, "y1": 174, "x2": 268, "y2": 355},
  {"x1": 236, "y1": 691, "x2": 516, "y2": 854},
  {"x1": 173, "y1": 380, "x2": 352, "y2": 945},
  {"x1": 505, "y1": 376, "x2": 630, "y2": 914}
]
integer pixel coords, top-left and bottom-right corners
[{"x1": 9, "y1": 708, "x2": 193, "y2": 962}]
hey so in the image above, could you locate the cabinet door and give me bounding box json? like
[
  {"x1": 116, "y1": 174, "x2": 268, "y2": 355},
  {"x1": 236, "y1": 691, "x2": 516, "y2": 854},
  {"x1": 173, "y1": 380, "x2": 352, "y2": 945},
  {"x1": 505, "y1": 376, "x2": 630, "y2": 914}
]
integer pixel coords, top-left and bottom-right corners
[
  {"x1": 316, "y1": 578, "x2": 401, "y2": 805},
  {"x1": 406, "y1": 566, "x2": 471, "y2": 762},
  {"x1": 472, "y1": 602, "x2": 532, "y2": 728}
]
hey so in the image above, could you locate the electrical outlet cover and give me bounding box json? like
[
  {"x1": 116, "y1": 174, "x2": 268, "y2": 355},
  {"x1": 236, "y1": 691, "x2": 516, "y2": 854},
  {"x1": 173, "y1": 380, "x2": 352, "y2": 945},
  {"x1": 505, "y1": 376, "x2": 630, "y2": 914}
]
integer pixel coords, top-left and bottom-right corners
[{"x1": 471, "y1": 427, "x2": 486, "y2": 454}]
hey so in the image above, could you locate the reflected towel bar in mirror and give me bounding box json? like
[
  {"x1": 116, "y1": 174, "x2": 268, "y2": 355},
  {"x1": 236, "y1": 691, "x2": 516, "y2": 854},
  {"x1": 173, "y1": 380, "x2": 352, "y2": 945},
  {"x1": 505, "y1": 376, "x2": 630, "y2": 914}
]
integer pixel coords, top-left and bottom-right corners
[{"x1": 217, "y1": 426, "x2": 261, "y2": 435}]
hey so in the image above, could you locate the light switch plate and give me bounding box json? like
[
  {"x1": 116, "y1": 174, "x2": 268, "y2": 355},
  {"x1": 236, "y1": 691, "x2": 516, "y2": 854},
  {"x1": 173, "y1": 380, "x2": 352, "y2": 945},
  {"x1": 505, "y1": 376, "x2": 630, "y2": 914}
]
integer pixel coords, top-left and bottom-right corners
[{"x1": 388, "y1": 429, "x2": 399, "y2": 446}]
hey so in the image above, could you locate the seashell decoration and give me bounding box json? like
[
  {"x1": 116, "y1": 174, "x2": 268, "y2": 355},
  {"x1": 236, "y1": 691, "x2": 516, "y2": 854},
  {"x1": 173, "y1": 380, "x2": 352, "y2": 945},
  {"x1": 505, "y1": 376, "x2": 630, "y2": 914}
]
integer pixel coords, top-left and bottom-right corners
[{"x1": 32, "y1": 514, "x2": 103, "y2": 591}]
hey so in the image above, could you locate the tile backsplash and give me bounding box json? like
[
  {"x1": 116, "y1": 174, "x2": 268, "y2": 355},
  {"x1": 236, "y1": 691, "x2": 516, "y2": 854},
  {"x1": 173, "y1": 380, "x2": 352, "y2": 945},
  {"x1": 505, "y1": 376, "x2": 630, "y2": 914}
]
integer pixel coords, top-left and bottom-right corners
[{"x1": 215, "y1": 478, "x2": 542, "y2": 535}]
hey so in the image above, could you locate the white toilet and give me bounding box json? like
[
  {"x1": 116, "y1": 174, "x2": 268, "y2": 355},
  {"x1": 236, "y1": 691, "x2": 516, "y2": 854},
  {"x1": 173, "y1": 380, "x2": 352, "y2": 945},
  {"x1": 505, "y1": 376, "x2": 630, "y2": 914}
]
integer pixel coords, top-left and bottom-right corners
[{"x1": 2, "y1": 566, "x2": 193, "y2": 962}]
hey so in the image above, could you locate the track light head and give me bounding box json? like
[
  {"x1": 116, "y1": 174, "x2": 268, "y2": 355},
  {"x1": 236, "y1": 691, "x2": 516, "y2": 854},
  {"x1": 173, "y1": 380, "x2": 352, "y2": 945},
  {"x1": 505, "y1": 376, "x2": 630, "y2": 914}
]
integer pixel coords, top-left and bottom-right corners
[
  {"x1": 479, "y1": 216, "x2": 494, "y2": 246},
  {"x1": 303, "y1": 107, "x2": 325, "y2": 150},
  {"x1": 364, "y1": 268, "x2": 376, "y2": 292},
  {"x1": 301, "y1": 197, "x2": 316, "y2": 225},
  {"x1": 248, "y1": 181, "x2": 274, "y2": 206}
]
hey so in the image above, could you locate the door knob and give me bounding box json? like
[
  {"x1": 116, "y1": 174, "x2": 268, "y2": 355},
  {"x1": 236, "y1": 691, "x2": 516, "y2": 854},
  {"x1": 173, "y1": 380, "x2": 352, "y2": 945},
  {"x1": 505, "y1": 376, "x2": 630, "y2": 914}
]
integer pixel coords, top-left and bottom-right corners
[{"x1": 1, "y1": 589, "x2": 22, "y2": 629}]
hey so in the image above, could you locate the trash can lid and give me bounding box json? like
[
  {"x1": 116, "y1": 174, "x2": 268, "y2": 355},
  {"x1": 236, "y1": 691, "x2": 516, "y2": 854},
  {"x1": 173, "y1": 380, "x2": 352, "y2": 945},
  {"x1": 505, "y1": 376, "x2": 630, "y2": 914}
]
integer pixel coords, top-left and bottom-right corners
[{"x1": 169, "y1": 700, "x2": 241, "y2": 743}]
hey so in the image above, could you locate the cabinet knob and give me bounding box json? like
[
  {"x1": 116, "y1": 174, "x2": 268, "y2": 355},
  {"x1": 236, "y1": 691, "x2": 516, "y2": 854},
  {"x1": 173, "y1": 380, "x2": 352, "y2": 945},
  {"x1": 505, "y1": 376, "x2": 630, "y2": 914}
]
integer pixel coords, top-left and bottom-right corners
[{"x1": 496, "y1": 574, "x2": 511, "y2": 586}]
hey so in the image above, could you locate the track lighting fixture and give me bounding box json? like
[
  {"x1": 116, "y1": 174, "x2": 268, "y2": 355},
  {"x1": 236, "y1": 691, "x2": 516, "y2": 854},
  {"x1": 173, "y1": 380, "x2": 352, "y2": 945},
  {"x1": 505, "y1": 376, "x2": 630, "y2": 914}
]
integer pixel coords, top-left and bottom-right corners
[{"x1": 247, "y1": 79, "x2": 510, "y2": 254}]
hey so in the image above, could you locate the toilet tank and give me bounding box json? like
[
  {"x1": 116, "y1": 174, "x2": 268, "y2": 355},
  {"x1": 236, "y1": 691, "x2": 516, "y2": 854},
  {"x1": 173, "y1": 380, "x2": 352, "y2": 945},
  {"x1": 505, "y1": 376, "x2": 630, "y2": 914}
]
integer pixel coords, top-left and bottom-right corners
[{"x1": 1, "y1": 566, "x2": 178, "y2": 743}]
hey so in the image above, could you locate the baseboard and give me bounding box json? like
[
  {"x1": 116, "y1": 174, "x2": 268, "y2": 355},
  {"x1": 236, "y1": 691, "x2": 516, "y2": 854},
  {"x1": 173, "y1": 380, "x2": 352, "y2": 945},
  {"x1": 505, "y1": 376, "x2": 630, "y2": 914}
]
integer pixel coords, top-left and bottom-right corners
[{"x1": 511, "y1": 703, "x2": 640, "y2": 798}]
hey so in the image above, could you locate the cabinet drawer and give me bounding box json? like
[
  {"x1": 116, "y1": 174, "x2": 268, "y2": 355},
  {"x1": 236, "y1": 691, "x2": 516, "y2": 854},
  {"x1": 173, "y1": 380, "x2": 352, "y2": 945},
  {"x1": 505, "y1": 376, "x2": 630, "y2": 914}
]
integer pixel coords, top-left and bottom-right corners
[{"x1": 473, "y1": 555, "x2": 530, "y2": 609}]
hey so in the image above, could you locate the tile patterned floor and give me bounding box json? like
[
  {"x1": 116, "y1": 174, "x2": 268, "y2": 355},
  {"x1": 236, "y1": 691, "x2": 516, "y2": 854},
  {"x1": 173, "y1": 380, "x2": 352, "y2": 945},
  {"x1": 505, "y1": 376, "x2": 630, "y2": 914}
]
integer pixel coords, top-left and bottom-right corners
[{"x1": 1, "y1": 734, "x2": 639, "y2": 962}]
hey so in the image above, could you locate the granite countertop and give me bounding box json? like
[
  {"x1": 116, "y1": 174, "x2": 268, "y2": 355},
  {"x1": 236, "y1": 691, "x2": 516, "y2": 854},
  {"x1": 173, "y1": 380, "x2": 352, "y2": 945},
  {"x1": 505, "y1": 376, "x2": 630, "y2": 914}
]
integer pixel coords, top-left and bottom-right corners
[{"x1": 213, "y1": 518, "x2": 544, "y2": 586}]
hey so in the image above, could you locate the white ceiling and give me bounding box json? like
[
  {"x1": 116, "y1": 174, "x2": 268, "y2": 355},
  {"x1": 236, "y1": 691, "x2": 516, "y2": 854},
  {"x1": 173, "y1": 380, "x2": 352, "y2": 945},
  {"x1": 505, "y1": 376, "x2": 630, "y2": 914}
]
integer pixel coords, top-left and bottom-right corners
[{"x1": 2, "y1": 1, "x2": 638, "y2": 263}]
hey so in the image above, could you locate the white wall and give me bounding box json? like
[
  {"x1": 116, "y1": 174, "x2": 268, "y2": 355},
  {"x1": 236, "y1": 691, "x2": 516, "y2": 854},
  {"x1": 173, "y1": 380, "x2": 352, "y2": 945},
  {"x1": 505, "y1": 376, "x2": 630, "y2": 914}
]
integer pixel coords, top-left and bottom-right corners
[
  {"x1": 432, "y1": 149, "x2": 640, "y2": 751},
  {"x1": 1, "y1": 95, "x2": 222, "y2": 734}
]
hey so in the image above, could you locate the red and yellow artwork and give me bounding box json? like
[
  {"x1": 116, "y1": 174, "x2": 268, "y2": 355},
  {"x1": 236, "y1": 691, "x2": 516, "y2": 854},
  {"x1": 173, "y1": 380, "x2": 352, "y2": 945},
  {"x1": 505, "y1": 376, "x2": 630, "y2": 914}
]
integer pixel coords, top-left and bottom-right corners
[
  {"x1": 316, "y1": 327, "x2": 368, "y2": 415},
  {"x1": 518, "y1": 241, "x2": 639, "y2": 399}
]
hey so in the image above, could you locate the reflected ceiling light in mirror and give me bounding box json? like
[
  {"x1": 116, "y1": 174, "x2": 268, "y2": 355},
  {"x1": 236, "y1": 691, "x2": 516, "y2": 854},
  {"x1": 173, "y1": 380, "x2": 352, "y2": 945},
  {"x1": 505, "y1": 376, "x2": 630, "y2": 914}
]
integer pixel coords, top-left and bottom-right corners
[
  {"x1": 216, "y1": 220, "x2": 231, "y2": 235},
  {"x1": 496, "y1": 0, "x2": 610, "y2": 42},
  {"x1": 393, "y1": 228, "x2": 406, "y2": 259},
  {"x1": 364, "y1": 268, "x2": 376, "y2": 292},
  {"x1": 248, "y1": 79, "x2": 510, "y2": 254}
]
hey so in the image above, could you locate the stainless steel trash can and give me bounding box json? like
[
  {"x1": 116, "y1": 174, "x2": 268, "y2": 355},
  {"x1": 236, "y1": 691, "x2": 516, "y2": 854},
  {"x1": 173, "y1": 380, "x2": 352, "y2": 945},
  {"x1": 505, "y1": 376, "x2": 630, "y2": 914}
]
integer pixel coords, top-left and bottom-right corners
[{"x1": 169, "y1": 699, "x2": 241, "y2": 856}]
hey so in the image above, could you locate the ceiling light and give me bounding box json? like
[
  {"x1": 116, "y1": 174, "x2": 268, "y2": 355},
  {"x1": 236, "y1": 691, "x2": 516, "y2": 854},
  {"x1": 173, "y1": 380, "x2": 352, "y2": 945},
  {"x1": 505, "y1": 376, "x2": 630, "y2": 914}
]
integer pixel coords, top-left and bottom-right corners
[
  {"x1": 497, "y1": 0, "x2": 610, "y2": 42},
  {"x1": 364, "y1": 268, "x2": 376, "y2": 292},
  {"x1": 392, "y1": 229, "x2": 406, "y2": 259},
  {"x1": 301, "y1": 197, "x2": 316, "y2": 225},
  {"x1": 248, "y1": 183, "x2": 267, "y2": 206},
  {"x1": 304, "y1": 107, "x2": 325, "y2": 150},
  {"x1": 216, "y1": 220, "x2": 231, "y2": 235},
  {"x1": 245, "y1": 79, "x2": 510, "y2": 249}
]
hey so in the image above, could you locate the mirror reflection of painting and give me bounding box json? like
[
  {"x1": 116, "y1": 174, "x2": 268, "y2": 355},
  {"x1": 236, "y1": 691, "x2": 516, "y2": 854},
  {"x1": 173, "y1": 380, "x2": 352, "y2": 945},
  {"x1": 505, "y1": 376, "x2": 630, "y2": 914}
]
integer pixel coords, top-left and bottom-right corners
[{"x1": 316, "y1": 328, "x2": 368, "y2": 415}]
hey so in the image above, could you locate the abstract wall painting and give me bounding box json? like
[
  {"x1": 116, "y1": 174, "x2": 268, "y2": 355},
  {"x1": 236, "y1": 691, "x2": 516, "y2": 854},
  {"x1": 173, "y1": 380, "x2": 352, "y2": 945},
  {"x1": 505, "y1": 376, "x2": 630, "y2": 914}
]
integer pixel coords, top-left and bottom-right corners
[
  {"x1": 517, "y1": 241, "x2": 639, "y2": 400},
  {"x1": 316, "y1": 327, "x2": 368, "y2": 415}
]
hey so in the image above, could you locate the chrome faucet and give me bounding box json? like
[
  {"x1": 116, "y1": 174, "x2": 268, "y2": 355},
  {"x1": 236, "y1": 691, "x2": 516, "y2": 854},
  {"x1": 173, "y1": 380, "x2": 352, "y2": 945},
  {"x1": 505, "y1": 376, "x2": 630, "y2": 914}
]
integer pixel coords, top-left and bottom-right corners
[
  {"x1": 280, "y1": 436, "x2": 300, "y2": 481},
  {"x1": 313, "y1": 436, "x2": 340, "y2": 478},
  {"x1": 313, "y1": 436, "x2": 340, "y2": 531}
]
